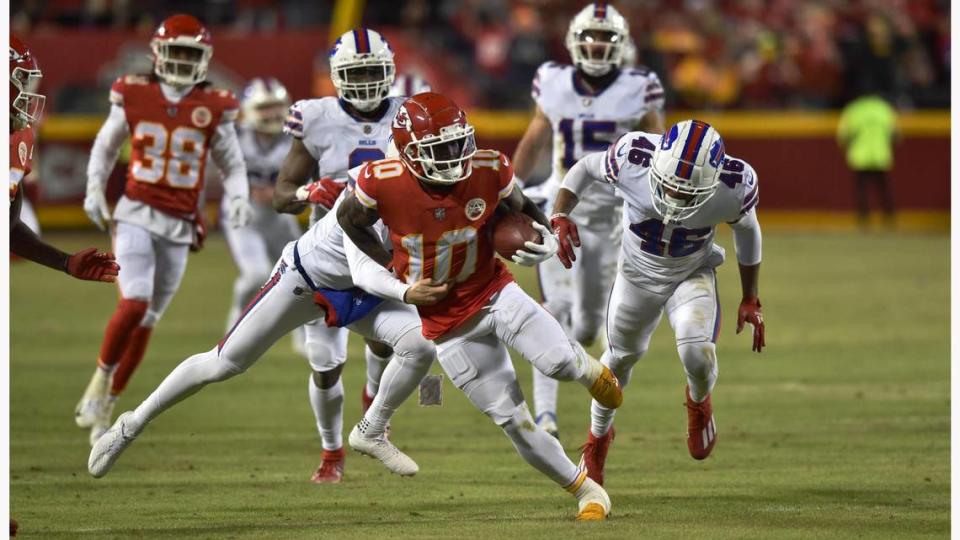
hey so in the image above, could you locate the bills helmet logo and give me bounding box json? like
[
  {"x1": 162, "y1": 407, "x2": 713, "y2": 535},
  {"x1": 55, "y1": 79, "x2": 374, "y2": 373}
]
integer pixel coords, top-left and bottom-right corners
[
  {"x1": 661, "y1": 124, "x2": 680, "y2": 150},
  {"x1": 708, "y1": 138, "x2": 726, "y2": 168},
  {"x1": 465, "y1": 198, "x2": 486, "y2": 221}
]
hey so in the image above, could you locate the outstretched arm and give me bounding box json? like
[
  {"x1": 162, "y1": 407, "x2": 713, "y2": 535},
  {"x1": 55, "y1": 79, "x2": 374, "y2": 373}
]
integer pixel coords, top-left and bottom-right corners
[{"x1": 337, "y1": 192, "x2": 393, "y2": 268}]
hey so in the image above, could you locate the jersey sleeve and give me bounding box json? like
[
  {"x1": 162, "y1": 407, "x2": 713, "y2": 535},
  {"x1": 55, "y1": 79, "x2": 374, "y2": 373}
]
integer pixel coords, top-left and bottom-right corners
[
  {"x1": 284, "y1": 100, "x2": 306, "y2": 139},
  {"x1": 531, "y1": 62, "x2": 558, "y2": 109},
  {"x1": 600, "y1": 133, "x2": 631, "y2": 184},
  {"x1": 218, "y1": 90, "x2": 240, "y2": 124},
  {"x1": 726, "y1": 159, "x2": 759, "y2": 223},
  {"x1": 354, "y1": 162, "x2": 379, "y2": 209},
  {"x1": 108, "y1": 77, "x2": 125, "y2": 106},
  {"x1": 643, "y1": 71, "x2": 665, "y2": 112},
  {"x1": 496, "y1": 152, "x2": 515, "y2": 199}
]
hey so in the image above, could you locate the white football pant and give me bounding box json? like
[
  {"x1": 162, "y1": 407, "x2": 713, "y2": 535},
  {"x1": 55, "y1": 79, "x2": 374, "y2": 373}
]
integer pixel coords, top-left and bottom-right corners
[{"x1": 114, "y1": 221, "x2": 190, "y2": 328}]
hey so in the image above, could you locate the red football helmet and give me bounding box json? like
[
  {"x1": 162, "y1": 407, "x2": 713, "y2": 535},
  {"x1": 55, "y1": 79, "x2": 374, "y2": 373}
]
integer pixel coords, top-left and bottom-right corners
[
  {"x1": 10, "y1": 35, "x2": 45, "y2": 127},
  {"x1": 151, "y1": 14, "x2": 213, "y2": 86},
  {"x1": 391, "y1": 92, "x2": 476, "y2": 185}
]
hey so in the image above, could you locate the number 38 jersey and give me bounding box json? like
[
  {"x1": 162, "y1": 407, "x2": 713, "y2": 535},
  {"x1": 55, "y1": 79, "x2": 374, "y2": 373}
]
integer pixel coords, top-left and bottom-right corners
[
  {"x1": 284, "y1": 97, "x2": 403, "y2": 223},
  {"x1": 533, "y1": 62, "x2": 664, "y2": 226},
  {"x1": 355, "y1": 151, "x2": 516, "y2": 339},
  {"x1": 110, "y1": 75, "x2": 239, "y2": 219},
  {"x1": 582, "y1": 131, "x2": 760, "y2": 295}
]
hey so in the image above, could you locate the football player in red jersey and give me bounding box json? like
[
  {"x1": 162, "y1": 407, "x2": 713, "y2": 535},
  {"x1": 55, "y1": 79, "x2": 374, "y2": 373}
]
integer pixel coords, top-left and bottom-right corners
[
  {"x1": 338, "y1": 92, "x2": 621, "y2": 520},
  {"x1": 76, "y1": 14, "x2": 252, "y2": 446},
  {"x1": 9, "y1": 35, "x2": 119, "y2": 281}
]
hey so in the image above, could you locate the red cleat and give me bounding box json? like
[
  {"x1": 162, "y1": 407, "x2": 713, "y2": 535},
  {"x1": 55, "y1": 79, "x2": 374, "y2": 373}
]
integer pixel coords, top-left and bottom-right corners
[
  {"x1": 686, "y1": 386, "x2": 717, "y2": 460},
  {"x1": 579, "y1": 428, "x2": 615, "y2": 486},
  {"x1": 310, "y1": 448, "x2": 345, "y2": 484},
  {"x1": 361, "y1": 384, "x2": 375, "y2": 414}
]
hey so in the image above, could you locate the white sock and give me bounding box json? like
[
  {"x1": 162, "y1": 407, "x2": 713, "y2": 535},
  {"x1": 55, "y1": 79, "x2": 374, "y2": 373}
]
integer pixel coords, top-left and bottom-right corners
[
  {"x1": 590, "y1": 400, "x2": 616, "y2": 437},
  {"x1": 589, "y1": 350, "x2": 633, "y2": 437},
  {"x1": 532, "y1": 368, "x2": 559, "y2": 420},
  {"x1": 364, "y1": 345, "x2": 391, "y2": 397},
  {"x1": 309, "y1": 376, "x2": 343, "y2": 451}
]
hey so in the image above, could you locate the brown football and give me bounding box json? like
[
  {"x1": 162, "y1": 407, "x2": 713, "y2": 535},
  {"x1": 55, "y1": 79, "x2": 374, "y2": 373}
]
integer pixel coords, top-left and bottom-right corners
[{"x1": 493, "y1": 212, "x2": 541, "y2": 260}]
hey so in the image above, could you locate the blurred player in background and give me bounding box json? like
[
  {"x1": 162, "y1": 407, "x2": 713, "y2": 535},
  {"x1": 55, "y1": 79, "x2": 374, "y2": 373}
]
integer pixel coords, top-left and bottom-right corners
[
  {"x1": 389, "y1": 72, "x2": 431, "y2": 98},
  {"x1": 271, "y1": 27, "x2": 410, "y2": 483},
  {"x1": 9, "y1": 36, "x2": 120, "y2": 283},
  {"x1": 339, "y1": 92, "x2": 622, "y2": 520},
  {"x1": 512, "y1": 2, "x2": 665, "y2": 439},
  {"x1": 223, "y1": 77, "x2": 301, "y2": 330},
  {"x1": 550, "y1": 120, "x2": 765, "y2": 484},
  {"x1": 76, "y1": 14, "x2": 252, "y2": 446}
]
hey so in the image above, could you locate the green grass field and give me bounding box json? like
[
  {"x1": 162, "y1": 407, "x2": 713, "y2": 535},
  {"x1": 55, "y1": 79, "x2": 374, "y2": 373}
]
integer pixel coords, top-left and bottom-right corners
[{"x1": 9, "y1": 229, "x2": 950, "y2": 539}]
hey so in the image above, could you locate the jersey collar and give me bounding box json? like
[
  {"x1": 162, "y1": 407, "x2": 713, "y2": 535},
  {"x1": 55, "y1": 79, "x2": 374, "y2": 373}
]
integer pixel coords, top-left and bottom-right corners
[
  {"x1": 338, "y1": 98, "x2": 390, "y2": 124},
  {"x1": 572, "y1": 69, "x2": 620, "y2": 97}
]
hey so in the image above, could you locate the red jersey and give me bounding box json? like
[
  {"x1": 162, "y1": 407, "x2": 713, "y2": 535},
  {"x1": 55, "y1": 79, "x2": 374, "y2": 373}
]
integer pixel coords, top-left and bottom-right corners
[
  {"x1": 9, "y1": 126, "x2": 35, "y2": 202},
  {"x1": 110, "y1": 75, "x2": 239, "y2": 219},
  {"x1": 356, "y1": 150, "x2": 517, "y2": 339}
]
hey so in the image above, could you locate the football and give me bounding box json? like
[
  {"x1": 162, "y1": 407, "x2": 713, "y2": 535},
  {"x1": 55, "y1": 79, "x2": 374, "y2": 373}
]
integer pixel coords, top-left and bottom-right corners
[{"x1": 493, "y1": 212, "x2": 541, "y2": 260}]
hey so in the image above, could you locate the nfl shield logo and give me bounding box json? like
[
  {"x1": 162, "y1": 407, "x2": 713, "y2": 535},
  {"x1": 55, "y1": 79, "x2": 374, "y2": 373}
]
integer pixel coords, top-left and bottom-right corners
[
  {"x1": 363, "y1": 125, "x2": 373, "y2": 135},
  {"x1": 166, "y1": 106, "x2": 178, "y2": 117},
  {"x1": 434, "y1": 208, "x2": 446, "y2": 220}
]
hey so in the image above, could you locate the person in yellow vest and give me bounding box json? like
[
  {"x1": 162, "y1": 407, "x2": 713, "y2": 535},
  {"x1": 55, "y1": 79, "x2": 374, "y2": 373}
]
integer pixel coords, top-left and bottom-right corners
[{"x1": 837, "y1": 93, "x2": 898, "y2": 227}]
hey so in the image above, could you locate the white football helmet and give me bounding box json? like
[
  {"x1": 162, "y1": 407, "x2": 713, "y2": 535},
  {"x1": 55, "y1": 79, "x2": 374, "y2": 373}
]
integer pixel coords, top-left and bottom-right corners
[
  {"x1": 389, "y1": 72, "x2": 432, "y2": 98},
  {"x1": 240, "y1": 77, "x2": 290, "y2": 135},
  {"x1": 329, "y1": 28, "x2": 396, "y2": 112},
  {"x1": 649, "y1": 120, "x2": 726, "y2": 223},
  {"x1": 565, "y1": 2, "x2": 630, "y2": 77}
]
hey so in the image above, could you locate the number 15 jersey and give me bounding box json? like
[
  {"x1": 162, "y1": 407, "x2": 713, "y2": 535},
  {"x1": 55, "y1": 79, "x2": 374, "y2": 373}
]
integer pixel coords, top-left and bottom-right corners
[{"x1": 355, "y1": 151, "x2": 516, "y2": 339}]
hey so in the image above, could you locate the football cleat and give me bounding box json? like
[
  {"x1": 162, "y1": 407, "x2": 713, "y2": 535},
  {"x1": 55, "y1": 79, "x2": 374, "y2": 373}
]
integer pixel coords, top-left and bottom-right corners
[
  {"x1": 574, "y1": 477, "x2": 611, "y2": 521},
  {"x1": 588, "y1": 365, "x2": 623, "y2": 409},
  {"x1": 535, "y1": 412, "x2": 560, "y2": 440},
  {"x1": 685, "y1": 386, "x2": 717, "y2": 460},
  {"x1": 310, "y1": 448, "x2": 345, "y2": 484},
  {"x1": 348, "y1": 424, "x2": 418, "y2": 476},
  {"x1": 88, "y1": 411, "x2": 139, "y2": 478},
  {"x1": 88, "y1": 399, "x2": 116, "y2": 447},
  {"x1": 579, "y1": 428, "x2": 615, "y2": 485},
  {"x1": 75, "y1": 367, "x2": 111, "y2": 428}
]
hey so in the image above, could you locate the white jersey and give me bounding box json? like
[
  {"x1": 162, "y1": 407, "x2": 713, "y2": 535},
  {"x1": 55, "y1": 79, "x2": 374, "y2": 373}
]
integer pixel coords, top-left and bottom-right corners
[
  {"x1": 283, "y1": 96, "x2": 403, "y2": 223},
  {"x1": 533, "y1": 61, "x2": 664, "y2": 227},
  {"x1": 237, "y1": 127, "x2": 290, "y2": 188},
  {"x1": 583, "y1": 131, "x2": 759, "y2": 294}
]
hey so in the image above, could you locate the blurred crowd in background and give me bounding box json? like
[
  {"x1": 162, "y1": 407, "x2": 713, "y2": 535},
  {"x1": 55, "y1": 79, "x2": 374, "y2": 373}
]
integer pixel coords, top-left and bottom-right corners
[{"x1": 12, "y1": 0, "x2": 950, "y2": 110}]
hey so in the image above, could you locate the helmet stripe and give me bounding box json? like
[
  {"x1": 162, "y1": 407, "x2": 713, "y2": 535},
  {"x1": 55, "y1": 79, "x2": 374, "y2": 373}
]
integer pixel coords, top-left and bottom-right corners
[
  {"x1": 675, "y1": 121, "x2": 709, "y2": 179},
  {"x1": 353, "y1": 28, "x2": 370, "y2": 54},
  {"x1": 594, "y1": 2, "x2": 607, "y2": 19}
]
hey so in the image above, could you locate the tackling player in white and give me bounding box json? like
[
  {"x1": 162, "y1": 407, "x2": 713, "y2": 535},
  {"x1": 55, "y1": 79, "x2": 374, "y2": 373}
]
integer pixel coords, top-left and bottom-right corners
[
  {"x1": 270, "y1": 27, "x2": 411, "y2": 483},
  {"x1": 512, "y1": 2, "x2": 665, "y2": 438},
  {"x1": 550, "y1": 119, "x2": 766, "y2": 484}
]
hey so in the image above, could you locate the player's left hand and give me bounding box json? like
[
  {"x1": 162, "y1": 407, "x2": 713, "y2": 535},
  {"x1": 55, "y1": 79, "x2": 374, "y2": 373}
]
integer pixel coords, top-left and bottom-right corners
[
  {"x1": 190, "y1": 213, "x2": 207, "y2": 252},
  {"x1": 225, "y1": 196, "x2": 252, "y2": 228},
  {"x1": 296, "y1": 178, "x2": 346, "y2": 210},
  {"x1": 65, "y1": 247, "x2": 120, "y2": 283},
  {"x1": 511, "y1": 222, "x2": 558, "y2": 266},
  {"x1": 736, "y1": 296, "x2": 765, "y2": 352}
]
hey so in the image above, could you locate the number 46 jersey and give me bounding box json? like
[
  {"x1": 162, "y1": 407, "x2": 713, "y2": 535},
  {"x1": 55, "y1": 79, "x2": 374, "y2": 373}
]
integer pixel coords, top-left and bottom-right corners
[{"x1": 581, "y1": 130, "x2": 760, "y2": 295}]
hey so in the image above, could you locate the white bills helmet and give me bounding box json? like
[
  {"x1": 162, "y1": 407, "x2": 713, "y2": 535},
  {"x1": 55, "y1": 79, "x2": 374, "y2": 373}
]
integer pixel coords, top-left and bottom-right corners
[
  {"x1": 389, "y1": 72, "x2": 432, "y2": 98},
  {"x1": 650, "y1": 120, "x2": 725, "y2": 223},
  {"x1": 240, "y1": 77, "x2": 291, "y2": 135},
  {"x1": 329, "y1": 28, "x2": 396, "y2": 112},
  {"x1": 565, "y1": 2, "x2": 630, "y2": 77}
]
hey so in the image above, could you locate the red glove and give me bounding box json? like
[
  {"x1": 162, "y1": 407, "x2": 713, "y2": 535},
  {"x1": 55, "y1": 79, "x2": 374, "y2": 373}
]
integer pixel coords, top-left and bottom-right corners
[
  {"x1": 65, "y1": 247, "x2": 120, "y2": 283},
  {"x1": 190, "y1": 212, "x2": 207, "y2": 252},
  {"x1": 736, "y1": 297, "x2": 765, "y2": 352},
  {"x1": 299, "y1": 178, "x2": 346, "y2": 210},
  {"x1": 550, "y1": 213, "x2": 580, "y2": 269}
]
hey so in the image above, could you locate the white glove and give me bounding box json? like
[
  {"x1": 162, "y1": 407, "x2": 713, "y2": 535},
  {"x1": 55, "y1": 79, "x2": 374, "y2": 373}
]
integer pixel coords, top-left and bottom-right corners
[
  {"x1": 225, "y1": 196, "x2": 252, "y2": 228},
  {"x1": 511, "y1": 222, "x2": 559, "y2": 266},
  {"x1": 83, "y1": 189, "x2": 111, "y2": 231}
]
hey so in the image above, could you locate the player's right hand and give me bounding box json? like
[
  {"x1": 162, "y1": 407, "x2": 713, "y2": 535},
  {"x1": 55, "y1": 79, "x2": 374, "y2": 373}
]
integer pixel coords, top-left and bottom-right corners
[
  {"x1": 295, "y1": 178, "x2": 346, "y2": 210},
  {"x1": 65, "y1": 247, "x2": 120, "y2": 283},
  {"x1": 403, "y1": 277, "x2": 451, "y2": 306},
  {"x1": 83, "y1": 190, "x2": 111, "y2": 232},
  {"x1": 550, "y1": 213, "x2": 580, "y2": 269}
]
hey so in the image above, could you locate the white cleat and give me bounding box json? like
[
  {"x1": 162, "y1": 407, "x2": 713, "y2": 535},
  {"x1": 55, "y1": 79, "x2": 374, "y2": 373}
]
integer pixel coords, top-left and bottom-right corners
[
  {"x1": 575, "y1": 477, "x2": 612, "y2": 521},
  {"x1": 88, "y1": 399, "x2": 116, "y2": 447},
  {"x1": 88, "y1": 411, "x2": 139, "y2": 478},
  {"x1": 536, "y1": 412, "x2": 560, "y2": 440},
  {"x1": 75, "y1": 367, "x2": 111, "y2": 428},
  {"x1": 348, "y1": 424, "x2": 418, "y2": 476}
]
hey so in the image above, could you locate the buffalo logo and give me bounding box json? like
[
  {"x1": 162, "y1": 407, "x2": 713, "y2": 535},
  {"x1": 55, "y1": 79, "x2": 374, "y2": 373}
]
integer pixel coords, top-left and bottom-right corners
[
  {"x1": 465, "y1": 198, "x2": 486, "y2": 221},
  {"x1": 708, "y1": 138, "x2": 726, "y2": 169},
  {"x1": 434, "y1": 207, "x2": 446, "y2": 221},
  {"x1": 661, "y1": 124, "x2": 680, "y2": 150},
  {"x1": 393, "y1": 107, "x2": 411, "y2": 131},
  {"x1": 18, "y1": 141, "x2": 28, "y2": 166},
  {"x1": 191, "y1": 106, "x2": 212, "y2": 128}
]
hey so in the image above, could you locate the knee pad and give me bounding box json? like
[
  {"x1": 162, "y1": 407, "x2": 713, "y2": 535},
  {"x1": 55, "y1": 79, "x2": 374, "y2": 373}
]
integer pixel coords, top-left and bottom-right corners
[
  {"x1": 198, "y1": 349, "x2": 247, "y2": 383},
  {"x1": 677, "y1": 341, "x2": 718, "y2": 381},
  {"x1": 393, "y1": 329, "x2": 436, "y2": 367}
]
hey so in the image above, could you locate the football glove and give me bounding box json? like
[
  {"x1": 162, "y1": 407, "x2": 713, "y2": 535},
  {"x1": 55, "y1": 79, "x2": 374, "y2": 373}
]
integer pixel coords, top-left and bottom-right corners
[
  {"x1": 550, "y1": 213, "x2": 580, "y2": 269},
  {"x1": 511, "y1": 222, "x2": 559, "y2": 266},
  {"x1": 225, "y1": 196, "x2": 252, "y2": 228},
  {"x1": 736, "y1": 296, "x2": 765, "y2": 352},
  {"x1": 190, "y1": 212, "x2": 207, "y2": 252},
  {"x1": 83, "y1": 190, "x2": 111, "y2": 232},
  {"x1": 65, "y1": 247, "x2": 120, "y2": 283},
  {"x1": 296, "y1": 178, "x2": 346, "y2": 210}
]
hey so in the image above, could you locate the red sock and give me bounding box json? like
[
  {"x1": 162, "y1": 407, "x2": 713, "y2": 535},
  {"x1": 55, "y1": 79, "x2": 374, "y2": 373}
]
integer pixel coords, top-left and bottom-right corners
[
  {"x1": 98, "y1": 298, "x2": 148, "y2": 369},
  {"x1": 110, "y1": 325, "x2": 154, "y2": 396}
]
